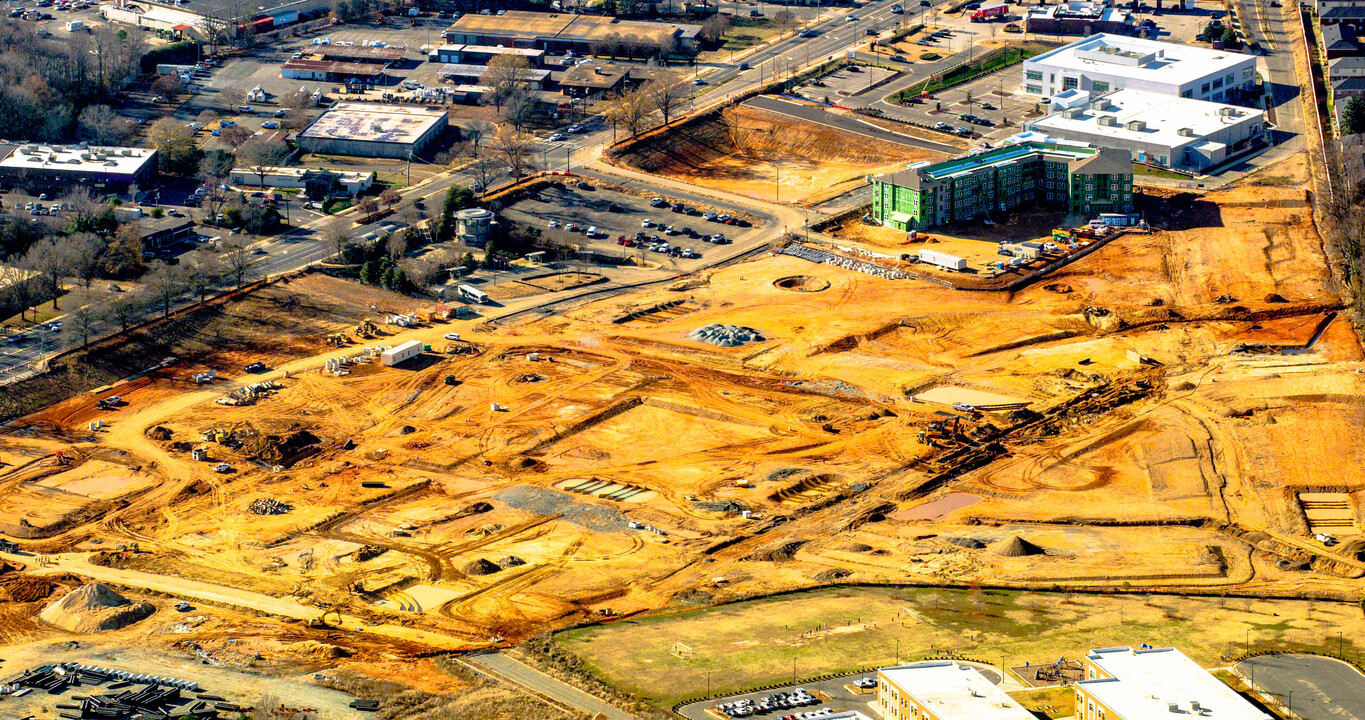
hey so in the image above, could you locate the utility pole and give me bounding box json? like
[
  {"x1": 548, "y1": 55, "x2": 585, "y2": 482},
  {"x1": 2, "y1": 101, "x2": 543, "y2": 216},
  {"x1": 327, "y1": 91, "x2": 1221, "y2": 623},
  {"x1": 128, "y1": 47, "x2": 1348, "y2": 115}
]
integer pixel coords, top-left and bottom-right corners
[{"x1": 406, "y1": 151, "x2": 412, "y2": 185}]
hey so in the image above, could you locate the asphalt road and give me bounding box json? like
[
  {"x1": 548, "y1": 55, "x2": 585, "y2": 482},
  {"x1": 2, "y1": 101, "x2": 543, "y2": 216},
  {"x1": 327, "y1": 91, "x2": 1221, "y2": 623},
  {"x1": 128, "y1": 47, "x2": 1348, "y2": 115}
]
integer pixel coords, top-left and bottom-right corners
[
  {"x1": 467, "y1": 652, "x2": 639, "y2": 720},
  {"x1": 1236, "y1": 654, "x2": 1365, "y2": 720},
  {"x1": 746, "y1": 95, "x2": 959, "y2": 153}
]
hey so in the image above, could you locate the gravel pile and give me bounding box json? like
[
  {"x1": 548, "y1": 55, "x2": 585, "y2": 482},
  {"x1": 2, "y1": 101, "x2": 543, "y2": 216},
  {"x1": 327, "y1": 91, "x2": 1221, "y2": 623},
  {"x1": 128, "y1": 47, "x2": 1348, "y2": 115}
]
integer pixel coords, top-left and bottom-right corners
[
  {"x1": 688, "y1": 323, "x2": 765, "y2": 347},
  {"x1": 248, "y1": 497, "x2": 292, "y2": 515},
  {"x1": 39, "y1": 583, "x2": 154, "y2": 633},
  {"x1": 494, "y1": 486, "x2": 624, "y2": 532}
]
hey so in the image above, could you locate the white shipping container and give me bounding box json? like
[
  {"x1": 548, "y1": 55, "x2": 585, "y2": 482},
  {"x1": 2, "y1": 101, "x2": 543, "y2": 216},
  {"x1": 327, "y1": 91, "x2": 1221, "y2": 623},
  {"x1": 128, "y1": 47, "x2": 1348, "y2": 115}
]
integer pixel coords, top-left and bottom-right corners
[
  {"x1": 917, "y1": 249, "x2": 968, "y2": 271},
  {"x1": 381, "y1": 340, "x2": 423, "y2": 366}
]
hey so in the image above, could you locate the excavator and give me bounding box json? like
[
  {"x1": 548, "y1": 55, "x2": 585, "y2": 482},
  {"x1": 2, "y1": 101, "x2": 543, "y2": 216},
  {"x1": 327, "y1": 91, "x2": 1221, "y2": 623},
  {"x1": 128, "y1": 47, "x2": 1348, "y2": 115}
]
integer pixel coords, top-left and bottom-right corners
[{"x1": 308, "y1": 606, "x2": 343, "y2": 629}]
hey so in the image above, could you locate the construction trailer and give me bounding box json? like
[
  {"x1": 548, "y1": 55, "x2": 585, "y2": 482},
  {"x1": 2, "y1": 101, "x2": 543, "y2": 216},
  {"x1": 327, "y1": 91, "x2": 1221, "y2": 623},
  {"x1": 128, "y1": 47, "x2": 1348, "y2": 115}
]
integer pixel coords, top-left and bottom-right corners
[
  {"x1": 917, "y1": 248, "x2": 969, "y2": 271},
  {"x1": 381, "y1": 340, "x2": 423, "y2": 367}
]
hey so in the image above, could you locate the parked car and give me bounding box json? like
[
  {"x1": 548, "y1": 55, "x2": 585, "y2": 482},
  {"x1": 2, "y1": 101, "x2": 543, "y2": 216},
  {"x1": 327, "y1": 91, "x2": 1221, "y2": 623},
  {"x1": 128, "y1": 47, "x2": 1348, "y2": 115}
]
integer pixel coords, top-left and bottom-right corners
[
  {"x1": 444, "y1": 333, "x2": 461, "y2": 341},
  {"x1": 243, "y1": 362, "x2": 266, "y2": 373}
]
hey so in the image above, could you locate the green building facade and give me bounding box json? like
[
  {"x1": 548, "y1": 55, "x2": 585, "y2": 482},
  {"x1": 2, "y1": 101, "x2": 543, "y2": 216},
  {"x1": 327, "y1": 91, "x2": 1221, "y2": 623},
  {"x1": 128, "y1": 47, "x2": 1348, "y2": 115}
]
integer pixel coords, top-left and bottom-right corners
[{"x1": 871, "y1": 142, "x2": 1135, "y2": 231}]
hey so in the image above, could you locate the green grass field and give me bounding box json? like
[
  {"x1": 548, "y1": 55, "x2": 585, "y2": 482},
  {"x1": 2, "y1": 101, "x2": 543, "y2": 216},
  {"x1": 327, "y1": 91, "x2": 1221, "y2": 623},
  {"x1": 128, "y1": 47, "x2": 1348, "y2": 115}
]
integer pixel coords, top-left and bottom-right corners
[{"x1": 554, "y1": 586, "x2": 1365, "y2": 706}]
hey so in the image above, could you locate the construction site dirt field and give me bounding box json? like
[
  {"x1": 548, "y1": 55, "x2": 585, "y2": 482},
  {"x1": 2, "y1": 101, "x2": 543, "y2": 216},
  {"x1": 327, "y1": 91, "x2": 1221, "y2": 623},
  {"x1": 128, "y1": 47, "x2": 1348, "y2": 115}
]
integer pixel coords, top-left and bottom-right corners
[
  {"x1": 0, "y1": 145, "x2": 1363, "y2": 709},
  {"x1": 611, "y1": 103, "x2": 947, "y2": 204}
]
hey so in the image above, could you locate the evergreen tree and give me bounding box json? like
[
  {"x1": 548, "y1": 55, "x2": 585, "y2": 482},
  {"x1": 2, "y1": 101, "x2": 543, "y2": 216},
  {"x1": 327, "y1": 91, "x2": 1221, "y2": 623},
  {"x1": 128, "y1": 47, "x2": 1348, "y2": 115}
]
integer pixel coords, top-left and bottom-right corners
[
  {"x1": 360, "y1": 260, "x2": 378, "y2": 285},
  {"x1": 1344, "y1": 96, "x2": 1365, "y2": 135}
]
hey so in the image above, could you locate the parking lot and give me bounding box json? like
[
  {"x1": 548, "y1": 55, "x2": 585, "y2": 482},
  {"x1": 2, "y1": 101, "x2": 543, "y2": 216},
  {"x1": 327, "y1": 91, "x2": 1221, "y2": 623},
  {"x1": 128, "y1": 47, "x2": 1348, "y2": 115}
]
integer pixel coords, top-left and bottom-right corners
[
  {"x1": 501, "y1": 182, "x2": 755, "y2": 268},
  {"x1": 676, "y1": 672, "x2": 884, "y2": 720}
]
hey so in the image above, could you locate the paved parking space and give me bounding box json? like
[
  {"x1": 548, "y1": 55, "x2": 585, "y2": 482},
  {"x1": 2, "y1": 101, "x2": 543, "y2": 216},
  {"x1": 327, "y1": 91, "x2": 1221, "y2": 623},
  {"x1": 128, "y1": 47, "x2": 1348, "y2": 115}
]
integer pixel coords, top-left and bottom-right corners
[
  {"x1": 502, "y1": 184, "x2": 742, "y2": 266},
  {"x1": 889, "y1": 63, "x2": 1042, "y2": 142}
]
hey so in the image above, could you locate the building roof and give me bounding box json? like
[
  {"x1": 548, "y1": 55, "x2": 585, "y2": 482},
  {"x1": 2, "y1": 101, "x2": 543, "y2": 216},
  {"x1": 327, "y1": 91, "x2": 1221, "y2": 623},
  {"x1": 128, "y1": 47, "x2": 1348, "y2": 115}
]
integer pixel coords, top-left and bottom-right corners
[
  {"x1": 1323, "y1": 23, "x2": 1359, "y2": 49},
  {"x1": 1027, "y1": 33, "x2": 1253, "y2": 87},
  {"x1": 1324, "y1": 5, "x2": 1365, "y2": 19},
  {"x1": 1333, "y1": 76, "x2": 1365, "y2": 92},
  {"x1": 445, "y1": 10, "x2": 698, "y2": 47},
  {"x1": 283, "y1": 59, "x2": 387, "y2": 77},
  {"x1": 879, "y1": 663, "x2": 1035, "y2": 720},
  {"x1": 1331, "y1": 55, "x2": 1365, "y2": 70},
  {"x1": 1028, "y1": 1, "x2": 1133, "y2": 24},
  {"x1": 0, "y1": 144, "x2": 156, "y2": 177},
  {"x1": 454, "y1": 44, "x2": 547, "y2": 58},
  {"x1": 229, "y1": 166, "x2": 375, "y2": 183},
  {"x1": 313, "y1": 45, "x2": 407, "y2": 63},
  {"x1": 299, "y1": 103, "x2": 447, "y2": 146},
  {"x1": 1079, "y1": 647, "x2": 1273, "y2": 720},
  {"x1": 436, "y1": 63, "x2": 550, "y2": 82},
  {"x1": 560, "y1": 62, "x2": 630, "y2": 89},
  {"x1": 1069, "y1": 147, "x2": 1136, "y2": 174},
  {"x1": 1031, "y1": 88, "x2": 1264, "y2": 149},
  {"x1": 143, "y1": 0, "x2": 300, "y2": 22}
]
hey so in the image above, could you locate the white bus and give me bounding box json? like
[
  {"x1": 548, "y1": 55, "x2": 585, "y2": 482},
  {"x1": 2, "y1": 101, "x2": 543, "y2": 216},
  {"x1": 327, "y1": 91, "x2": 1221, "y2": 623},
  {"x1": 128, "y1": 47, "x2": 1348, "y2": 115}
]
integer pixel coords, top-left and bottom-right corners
[{"x1": 457, "y1": 284, "x2": 489, "y2": 304}]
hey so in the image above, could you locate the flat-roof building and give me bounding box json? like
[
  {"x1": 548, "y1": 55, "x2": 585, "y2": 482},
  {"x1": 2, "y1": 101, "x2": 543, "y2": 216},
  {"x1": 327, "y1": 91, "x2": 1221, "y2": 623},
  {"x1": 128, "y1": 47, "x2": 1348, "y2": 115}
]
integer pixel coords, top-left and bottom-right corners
[
  {"x1": 872, "y1": 141, "x2": 1134, "y2": 231},
  {"x1": 1076, "y1": 647, "x2": 1272, "y2": 720},
  {"x1": 0, "y1": 144, "x2": 157, "y2": 189},
  {"x1": 431, "y1": 44, "x2": 548, "y2": 67},
  {"x1": 1026, "y1": 88, "x2": 1268, "y2": 172},
  {"x1": 877, "y1": 662, "x2": 1035, "y2": 720},
  {"x1": 1022, "y1": 34, "x2": 1258, "y2": 104},
  {"x1": 312, "y1": 45, "x2": 407, "y2": 65},
  {"x1": 1025, "y1": 2, "x2": 1134, "y2": 36},
  {"x1": 297, "y1": 103, "x2": 447, "y2": 159},
  {"x1": 282, "y1": 59, "x2": 387, "y2": 82},
  {"x1": 229, "y1": 166, "x2": 375, "y2": 197},
  {"x1": 443, "y1": 10, "x2": 701, "y2": 56}
]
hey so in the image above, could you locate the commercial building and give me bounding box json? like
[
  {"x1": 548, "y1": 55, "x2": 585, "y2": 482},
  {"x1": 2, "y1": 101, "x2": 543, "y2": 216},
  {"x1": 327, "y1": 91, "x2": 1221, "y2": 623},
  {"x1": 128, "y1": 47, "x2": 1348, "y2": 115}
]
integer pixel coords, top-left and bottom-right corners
[
  {"x1": 0, "y1": 144, "x2": 157, "y2": 190},
  {"x1": 1022, "y1": 34, "x2": 1258, "y2": 104},
  {"x1": 229, "y1": 166, "x2": 374, "y2": 197},
  {"x1": 871, "y1": 142, "x2": 1134, "y2": 231},
  {"x1": 1076, "y1": 647, "x2": 1272, "y2": 720},
  {"x1": 877, "y1": 662, "x2": 1035, "y2": 720},
  {"x1": 282, "y1": 59, "x2": 387, "y2": 82},
  {"x1": 443, "y1": 11, "x2": 701, "y2": 56},
  {"x1": 312, "y1": 46, "x2": 406, "y2": 65},
  {"x1": 1026, "y1": 89, "x2": 1268, "y2": 172},
  {"x1": 430, "y1": 44, "x2": 547, "y2": 67},
  {"x1": 436, "y1": 63, "x2": 551, "y2": 88},
  {"x1": 1024, "y1": 2, "x2": 1134, "y2": 36},
  {"x1": 560, "y1": 62, "x2": 633, "y2": 98},
  {"x1": 136, "y1": 217, "x2": 197, "y2": 253},
  {"x1": 102, "y1": 0, "x2": 320, "y2": 38},
  {"x1": 455, "y1": 207, "x2": 496, "y2": 247},
  {"x1": 297, "y1": 103, "x2": 448, "y2": 159}
]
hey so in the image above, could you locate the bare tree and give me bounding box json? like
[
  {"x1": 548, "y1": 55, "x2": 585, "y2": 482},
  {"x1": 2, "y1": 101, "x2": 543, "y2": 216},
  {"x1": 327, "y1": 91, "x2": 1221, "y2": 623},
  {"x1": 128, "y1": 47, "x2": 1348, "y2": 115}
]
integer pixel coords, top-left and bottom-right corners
[
  {"x1": 464, "y1": 120, "x2": 495, "y2": 155},
  {"x1": 774, "y1": 9, "x2": 797, "y2": 30},
  {"x1": 323, "y1": 215, "x2": 352, "y2": 260},
  {"x1": 605, "y1": 87, "x2": 652, "y2": 138},
  {"x1": 109, "y1": 292, "x2": 143, "y2": 332},
  {"x1": 467, "y1": 153, "x2": 503, "y2": 199},
  {"x1": 219, "y1": 86, "x2": 247, "y2": 110},
  {"x1": 645, "y1": 71, "x2": 689, "y2": 126},
  {"x1": 238, "y1": 137, "x2": 293, "y2": 188},
  {"x1": 379, "y1": 187, "x2": 402, "y2": 208},
  {"x1": 499, "y1": 86, "x2": 537, "y2": 133},
  {"x1": 699, "y1": 14, "x2": 731, "y2": 44},
  {"x1": 21, "y1": 236, "x2": 77, "y2": 310},
  {"x1": 497, "y1": 131, "x2": 534, "y2": 181},
  {"x1": 385, "y1": 229, "x2": 408, "y2": 261},
  {"x1": 63, "y1": 302, "x2": 105, "y2": 349},
  {"x1": 77, "y1": 105, "x2": 133, "y2": 145},
  {"x1": 357, "y1": 198, "x2": 380, "y2": 216},
  {"x1": 484, "y1": 54, "x2": 535, "y2": 111},
  {"x1": 223, "y1": 240, "x2": 254, "y2": 288},
  {"x1": 143, "y1": 261, "x2": 185, "y2": 318},
  {"x1": 66, "y1": 233, "x2": 107, "y2": 290},
  {"x1": 220, "y1": 125, "x2": 253, "y2": 148}
]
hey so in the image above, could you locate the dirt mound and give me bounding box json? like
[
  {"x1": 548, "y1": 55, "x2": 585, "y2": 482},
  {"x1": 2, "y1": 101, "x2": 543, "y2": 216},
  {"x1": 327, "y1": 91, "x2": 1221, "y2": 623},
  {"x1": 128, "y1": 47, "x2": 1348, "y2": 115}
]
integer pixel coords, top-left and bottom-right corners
[
  {"x1": 773, "y1": 275, "x2": 831, "y2": 292},
  {"x1": 463, "y1": 558, "x2": 501, "y2": 576},
  {"x1": 39, "y1": 583, "x2": 154, "y2": 633},
  {"x1": 498, "y1": 556, "x2": 526, "y2": 568},
  {"x1": 147, "y1": 426, "x2": 173, "y2": 442},
  {"x1": 287, "y1": 640, "x2": 351, "y2": 659},
  {"x1": 844, "y1": 543, "x2": 873, "y2": 552},
  {"x1": 991, "y1": 536, "x2": 1046, "y2": 557},
  {"x1": 945, "y1": 537, "x2": 986, "y2": 550},
  {"x1": 745, "y1": 540, "x2": 807, "y2": 562},
  {"x1": 243, "y1": 428, "x2": 320, "y2": 465},
  {"x1": 393, "y1": 425, "x2": 417, "y2": 436},
  {"x1": 814, "y1": 568, "x2": 851, "y2": 581},
  {"x1": 1264, "y1": 293, "x2": 1289, "y2": 303}
]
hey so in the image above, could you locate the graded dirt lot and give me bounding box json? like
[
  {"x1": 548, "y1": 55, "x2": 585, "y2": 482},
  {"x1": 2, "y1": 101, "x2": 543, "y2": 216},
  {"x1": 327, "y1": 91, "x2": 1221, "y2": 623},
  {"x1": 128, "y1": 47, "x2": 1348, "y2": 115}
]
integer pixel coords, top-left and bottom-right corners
[
  {"x1": 0, "y1": 133, "x2": 1361, "y2": 714},
  {"x1": 613, "y1": 104, "x2": 947, "y2": 204}
]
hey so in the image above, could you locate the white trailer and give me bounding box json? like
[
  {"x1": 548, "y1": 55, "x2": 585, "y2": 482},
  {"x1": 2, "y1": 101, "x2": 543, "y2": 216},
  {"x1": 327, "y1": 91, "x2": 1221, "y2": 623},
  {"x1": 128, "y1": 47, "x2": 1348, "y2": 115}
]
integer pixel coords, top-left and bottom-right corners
[
  {"x1": 917, "y1": 248, "x2": 968, "y2": 271},
  {"x1": 381, "y1": 340, "x2": 423, "y2": 367},
  {"x1": 64, "y1": 19, "x2": 83, "y2": 31}
]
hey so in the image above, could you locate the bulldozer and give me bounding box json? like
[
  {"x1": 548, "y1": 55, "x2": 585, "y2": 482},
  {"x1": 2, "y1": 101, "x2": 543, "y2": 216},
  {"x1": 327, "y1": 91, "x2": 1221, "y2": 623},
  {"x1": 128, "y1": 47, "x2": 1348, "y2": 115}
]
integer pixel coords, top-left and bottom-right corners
[{"x1": 326, "y1": 333, "x2": 349, "y2": 347}]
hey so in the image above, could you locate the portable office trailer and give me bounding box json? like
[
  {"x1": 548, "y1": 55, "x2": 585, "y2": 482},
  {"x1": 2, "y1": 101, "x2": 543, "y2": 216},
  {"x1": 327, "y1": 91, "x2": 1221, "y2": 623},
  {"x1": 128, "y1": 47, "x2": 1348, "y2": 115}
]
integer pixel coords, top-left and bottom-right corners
[
  {"x1": 917, "y1": 248, "x2": 969, "y2": 271},
  {"x1": 381, "y1": 340, "x2": 423, "y2": 366}
]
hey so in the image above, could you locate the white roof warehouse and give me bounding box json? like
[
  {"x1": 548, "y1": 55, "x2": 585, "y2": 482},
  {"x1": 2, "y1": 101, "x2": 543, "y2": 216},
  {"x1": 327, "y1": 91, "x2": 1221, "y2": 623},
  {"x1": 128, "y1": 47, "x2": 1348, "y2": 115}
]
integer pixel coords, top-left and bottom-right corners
[
  {"x1": 1077, "y1": 647, "x2": 1273, "y2": 720},
  {"x1": 0, "y1": 144, "x2": 158, "y2": 189},
  {"x1": 1021, "y1": 34, "x2": 1258, "y2": 103},
  {"x1": 296, "y1": 103, "x2": 448, "y2": 159}
]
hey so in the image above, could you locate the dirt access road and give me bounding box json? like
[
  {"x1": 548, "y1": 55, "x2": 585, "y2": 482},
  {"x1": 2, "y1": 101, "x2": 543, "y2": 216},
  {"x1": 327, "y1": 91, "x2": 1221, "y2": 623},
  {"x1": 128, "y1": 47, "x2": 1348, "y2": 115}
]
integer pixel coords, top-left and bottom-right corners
[{"x1": 2, "y1": 549, "x2": 469, "y2": 650}]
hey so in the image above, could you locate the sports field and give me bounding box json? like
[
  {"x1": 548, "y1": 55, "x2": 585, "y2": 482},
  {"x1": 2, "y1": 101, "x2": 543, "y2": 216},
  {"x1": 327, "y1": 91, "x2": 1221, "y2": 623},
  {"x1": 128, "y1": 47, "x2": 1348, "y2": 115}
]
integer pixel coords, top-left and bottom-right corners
[{"x1": 554, "y1": 586, "x2": 1365, "y2": 705}]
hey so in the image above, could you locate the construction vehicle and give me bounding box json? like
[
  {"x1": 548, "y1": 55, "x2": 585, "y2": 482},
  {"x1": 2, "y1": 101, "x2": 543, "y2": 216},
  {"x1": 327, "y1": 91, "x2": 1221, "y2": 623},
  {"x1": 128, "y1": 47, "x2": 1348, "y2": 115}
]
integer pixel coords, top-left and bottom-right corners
[
  {"x1": 308, "y1": 607, "x2": 343, "y2": 629},
  {"x1": 326, "y1": 333, "x2": 348, "y2": 347},
  {"x1": 353, "y1": 319, "x2": 378, "y2": 338},
  {"x1": 52, "y1": 450, "x2": 71, "y2": 466},
  {"x1": 1051, "y1": 229, "x2": 1071, "y2": 242}
]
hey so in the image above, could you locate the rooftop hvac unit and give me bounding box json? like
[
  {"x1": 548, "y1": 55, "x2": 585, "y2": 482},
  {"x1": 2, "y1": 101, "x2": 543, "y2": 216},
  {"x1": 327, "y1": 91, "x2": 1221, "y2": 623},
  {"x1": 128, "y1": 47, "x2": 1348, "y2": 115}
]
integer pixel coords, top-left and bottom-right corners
[
  {"x1": 1219, "y1": 106, "x2": 1240, "y2": 116},
  {"x1": 105, "y1": 160, "x2": 118, "y2": 166},
  {"x1": 1064, "y1": 108, "x2": 1083, "y2": 119},
  {"x1": 120, "y1": 149, "x2": 133, "y2": 155},
  {"x1": 1125, "y1": 120, "x2": 1146, "y2": 131},
  {"x1": 1097, "y1": 116, "x2": 1118, "y2": 126},
  {"x1": 80, "y1": 153, "x2": 91, "y2": 160},
  {"x1": 1177, "y1": 127, "x2": 1195, "y2": 136}
]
